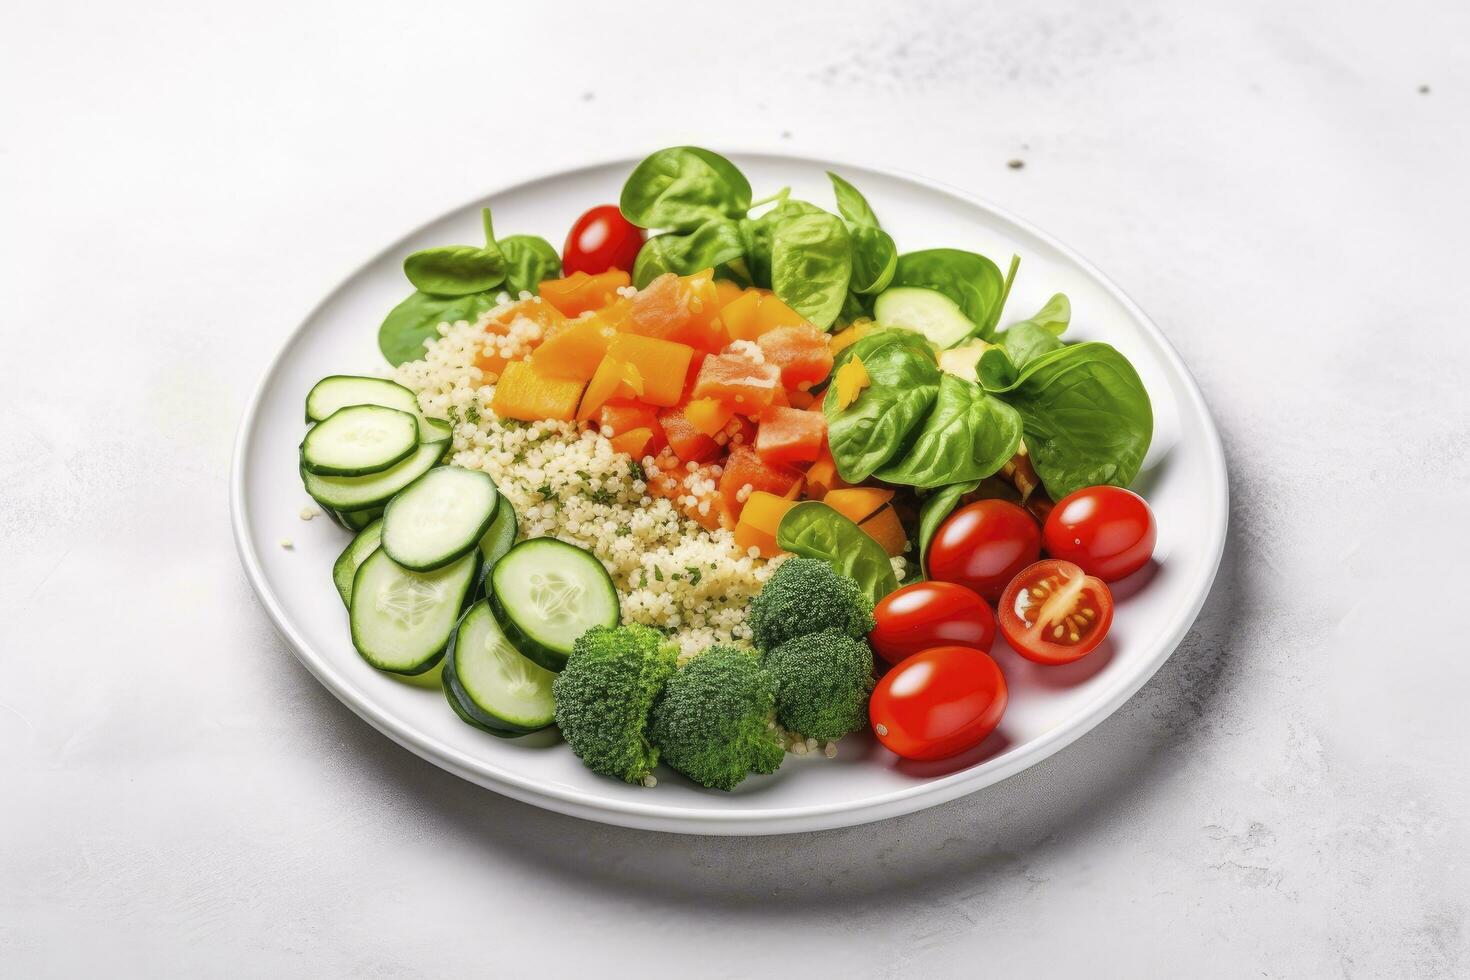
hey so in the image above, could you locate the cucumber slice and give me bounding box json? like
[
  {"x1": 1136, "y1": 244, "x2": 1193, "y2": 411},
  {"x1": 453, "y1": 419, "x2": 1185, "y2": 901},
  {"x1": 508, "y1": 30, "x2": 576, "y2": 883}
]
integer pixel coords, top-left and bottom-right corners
[
  {"x1": 382, "y1": 467, "x2": 499, "y2": 572},
  {"x1": 476, "y1": 499, "x2": 519, "y2": 594},
  {"x1": 332, "y1": 505, "x2": 384, "y2": 531},
  {"x1": 874, "y1": 287, "x2": 975, "y2": 349},
  {"x1": 443, "y1": 600, "x2": 556, "y2": 734},
  {"x1": 301, "y1": 405, "x2": 419, "y2": 476},
  {"x1": 489, "y1": 538, "x2": 619, "y2": 672},
  {"x1": 333, "y1": 519, "x2": 383, "y2": 607},
  {"x1": 300, "y1": 438, "x2": 446, "y2": 511},
  {"x1": 349, "y1": 548, "x2": 478, "y2": 674},
  {"x1": 306, "y1": 375, "x2": 420, "y2": 423}
]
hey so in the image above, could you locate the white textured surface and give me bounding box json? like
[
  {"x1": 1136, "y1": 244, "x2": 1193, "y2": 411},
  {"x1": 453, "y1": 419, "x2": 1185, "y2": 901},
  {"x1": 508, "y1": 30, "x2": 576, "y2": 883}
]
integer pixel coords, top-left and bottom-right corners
[{"x1": 2, "y1": 0, "x2": 1466, "y2": 975}]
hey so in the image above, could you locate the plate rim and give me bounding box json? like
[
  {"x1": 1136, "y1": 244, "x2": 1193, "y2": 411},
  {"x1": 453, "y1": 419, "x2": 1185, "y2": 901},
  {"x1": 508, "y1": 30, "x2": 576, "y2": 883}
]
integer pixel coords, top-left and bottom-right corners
[{"x1": 230, "y1": 148, "x2": 1229, "y2": 835}]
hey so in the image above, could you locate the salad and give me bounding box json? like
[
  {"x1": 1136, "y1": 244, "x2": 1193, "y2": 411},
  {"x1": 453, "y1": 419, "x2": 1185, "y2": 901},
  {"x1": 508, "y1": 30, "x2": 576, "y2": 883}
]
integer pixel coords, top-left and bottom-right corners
[{"x1": 293, "y1": 146, "x2": 1159, "y2": 790}]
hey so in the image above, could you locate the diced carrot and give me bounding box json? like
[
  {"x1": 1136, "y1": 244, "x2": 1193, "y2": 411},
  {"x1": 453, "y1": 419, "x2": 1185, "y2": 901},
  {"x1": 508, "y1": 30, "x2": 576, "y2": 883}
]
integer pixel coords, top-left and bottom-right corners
[
  {"x1": 532, "y1": 318, "x2": 616, "y2": 381},
  {"x1": 539, "y1": 270, "x2": 630, "y2": 317},
  {"x1": 577, "y1": 356, "x2": 643, "y2": 421},
  {"x1": 491, "y1": 360, "x2": 586, "y2": 422},
  {"x1": 733, "y1": 520, "x2": 782, "y2": 557},
  {"x1": 757, "y1": 325, "x2": 833, "y2": 391},
  {"x1": 713, "y1": 278, "x2": 744, "y2": 308},
  {"x1": 609, "y1": 427, "x2": 655, "y2": 459},
  {"x1": 754, "y1": 294, "x2": 809, "y2": 333},
  {"x1": 824, "y1": 487, "x2": 895, "y2": 525},
  {"x1": 684, "y1": 397, "x2": 735, "y2": 437},
  {"x1": 691, "y1": 349, "x2": 782, "y2": 414},
  {"x1": 829, "y1": 319, "x2": 878, "y2": 356},
  {"x1": 755, "y1": 406, "x2": 826, "y2": 467},
  {"x1": 718, "y1": 446, "x2": 803, "y2": 522},
  {"x1": 605, "y1": 333, "x2": 694, "y2": 408},
  {"x1": 718, "y1": 291, "x2": 763, "y2": 342},
  {"x1": 860, "y1": 504, "x2": 907, "y2": 557},
  {"x1": 657, "y1": 405, "x2": 721, "y2": 463},
  {"x1": 832, "y1": 356, "x2": 869, "y2": 410},
  {"x1": 475, "y1": 350, "x2": 510, "y2": 379}
]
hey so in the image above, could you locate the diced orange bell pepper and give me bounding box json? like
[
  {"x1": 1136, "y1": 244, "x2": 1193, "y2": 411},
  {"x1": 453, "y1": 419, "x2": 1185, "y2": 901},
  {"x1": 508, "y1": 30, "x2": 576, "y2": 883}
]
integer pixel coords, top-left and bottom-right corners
[
  {"x1": 754, "y1": 294, "x2": 809, "y2": 333},
  {"x1": 718, "y1": 446, "x2": 803, "y2": 522},
  {"x1": 491, "y1": 360, "x2": 586, "y2": 422},
  {"x1": 739, "y1": 491, "x2": 797, "y2": 536},
  {"x1": 605, "y1": 333, "x2": 694, "y2": 408},
  {"x1": 599, "y1": 400, "x2": 660, "y2": 437},
  {"x1": 683, "y1": 397, "x2": 735, "y2": 437},
  {"x1": 532, "y1": 318, "x2": 616, "y2": 382},
  {"x1": 713, "y1": 278, "x2": 744, "y2": 308},
  {"x1": 691, "y1": 349, "x2": 782, "y2": 414},
  {"x1": 803, "y1": 446, "x2": 847, "y2": 500},
  {"x1": 733, "y1": 520, "x2": 782, "y2": 557},
  {"x1": 860, "y1": 504, "x2": 907, "y2": 557},
  {"x1": 754, "y1": 406, "x2": 826, "y2": 467},
  {"x1": 539, "y1": 270, "x2": 630, "y2": 317},
  {"x1": 609, "y1": 427, "x2": 655, "y2": 459},
  {"x1": 823, "y1": 487, "x2": 895, "y2": 525},
  {"x1": 577, "y1": 356, "x2": 644, "y2": 421},
  {"x1": 718, "y1": 291, "x2": 763, "y2": 342},
  {"x1": 829, "y1": 319, "x2": 878, "y2": 356},
  {"x1": 832, "y1": 356, "x2": 869, "y2": 411}
]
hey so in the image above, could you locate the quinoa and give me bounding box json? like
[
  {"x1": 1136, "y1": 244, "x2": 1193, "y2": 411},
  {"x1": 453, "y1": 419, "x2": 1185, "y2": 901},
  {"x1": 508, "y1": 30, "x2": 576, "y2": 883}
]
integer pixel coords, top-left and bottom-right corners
[{"x1": 394, "y1": 309, "x2": 787, "y2": 658}]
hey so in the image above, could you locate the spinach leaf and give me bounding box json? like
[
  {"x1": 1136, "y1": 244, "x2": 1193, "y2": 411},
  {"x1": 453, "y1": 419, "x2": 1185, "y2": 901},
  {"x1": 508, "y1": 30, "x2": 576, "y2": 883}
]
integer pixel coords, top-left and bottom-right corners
[
  {"x1": 619, "y1": 146, "x2": 752, "y2": 232},
  {"x1": 1000, "y1": 320, "x2": 1064, "y2": 367},
  {"x1": 1014, "y1": 292, "x2": 1071, "y2": 336},
  {"x1": 771, "y1": 209, "x2": 852, "y2": 329},
  {"x1": 776, "y1": 501, "x2": 898, "y2": 604},
  {"x1": 827, "y1": 171, "x2": 880, "y2": 227},
  {"x1": 378, "y1": 290, "x2": 501, "y2": 366},
  {"x1": 740, "y1": 198, "x2": 821, "y2": 287},
  {"x1": 839, "y1": 290, "x2": 871, "y2": 326},
  {"x1": 831, "y1": 327, "x2": 933, "y2": 372},
  {"x1": 917, "y1": 479, "x2": 980, "y2": 571},
  {"x1": 402, "y1": 244, "x2": 505, "y2": 297},
  {"x1": 498, "y1": 235, "x2": 561, "y2": 295},
  {"x1": 979, "y1": 342, "x2": 1153, "y2": 499},
  {"x1": 848, "y1": 225, "x2": 898, "y2": 295},
  {"x1": 823, "y1": 339, "x2": 940, "y2": 482},
  {"x1": 890, "y1": 249, "x2": 1011, "y2": 340},
  {"x1": 632, "y1": 219, "x2": 746, "y2": 286},
  {"x1": 873, "y1": 374, "x2": 1022, "y2": 489}
]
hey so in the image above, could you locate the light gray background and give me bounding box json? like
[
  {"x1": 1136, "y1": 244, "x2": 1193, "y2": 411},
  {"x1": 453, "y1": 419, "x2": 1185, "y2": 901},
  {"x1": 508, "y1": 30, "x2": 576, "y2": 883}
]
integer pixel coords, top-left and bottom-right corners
[{"x1": 3, "y1": 1, "x2": 1466, "y2": 976}]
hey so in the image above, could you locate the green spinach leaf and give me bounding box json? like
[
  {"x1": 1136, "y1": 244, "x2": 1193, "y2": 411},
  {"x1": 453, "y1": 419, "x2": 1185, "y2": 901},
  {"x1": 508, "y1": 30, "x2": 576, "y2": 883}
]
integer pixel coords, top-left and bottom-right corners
[
  {"x1": 402, "y1": 244, "x2": 505, "y2": 296},
  {"x1": 831, "y1": 327, "x2": 934, "y2": 372},
  {"x1": 498, "y1": 235, "x2": 561, "y2": 295},
  {"x1": 873, "y1": 374, "x2": 1022, "y2": 489},
  {"x1": 771, "y1": 209, "x2": 852, "y2": 329},
  {"x1": 917, "y1": 479, "x2": 980, "y2": 571},
  {"x1": 848, "y1": 225, "x2": 898, "y2": 295},
  {"x1": 632, "y1": 219, "x2": 746, "y2": 286},
  {"x1": 823, "y1": 339, "x2": 940, "y2": 482},
  {"x1": 979, "y1": 341, "x2": 1153, "y2": 499},
  {"x1": 378, "y1": 290, "x2": 501, "y2": 366},
  {"x1": 740, "y1": 198, "x2": 821, "y2": 287},
  {"x1": 776, "y1": 501, "x2": 898, "y2": 604},
  {"x1": 619, "y1": 146, "x2": 752, "y2": 232},
  {"x1": 890, "y1": 248, "x2": 1011, "y2": 340},
  {"x1": 827, "y1": 171, "x2": 880, "y2": 227}
]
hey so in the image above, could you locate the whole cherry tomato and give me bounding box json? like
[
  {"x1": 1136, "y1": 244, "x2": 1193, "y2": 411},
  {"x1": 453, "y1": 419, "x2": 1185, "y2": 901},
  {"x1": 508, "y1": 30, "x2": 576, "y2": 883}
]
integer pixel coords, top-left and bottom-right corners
[
  {"x1": 1043, "y1": 485, "x2": 1156, "y2": 582},
  {"x1": 927, "y1": 499, "x2": 1041, "y2": 601},
  {"x1": 563, "y1": 204, "x2": 645, "y2": 276},
  {"x1": 869, "y1": 581, "x2": 996, "y2": 665},
  {"x1": 869, "y1": 646, "x2": 1007, "y2": 761},
  {"x1": 997, "y1": 559, "x2": 1114, "y2": 665}
]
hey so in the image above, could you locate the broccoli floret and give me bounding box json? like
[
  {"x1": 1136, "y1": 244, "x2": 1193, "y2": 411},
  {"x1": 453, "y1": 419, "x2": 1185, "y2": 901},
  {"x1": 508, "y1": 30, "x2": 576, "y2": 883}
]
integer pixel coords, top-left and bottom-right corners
[
  {"x1": 763, "y1": 628, "x2": 874, "y2": 740},
  {"x1": 553, "y1": 624, "x2": 678, "y2": 784},
  {"x1": 748, "y1": 558, "x2": 874, "y2": 651},
  {"x1": 649, "y1": 646, "x2": 785, "y2": 791}
]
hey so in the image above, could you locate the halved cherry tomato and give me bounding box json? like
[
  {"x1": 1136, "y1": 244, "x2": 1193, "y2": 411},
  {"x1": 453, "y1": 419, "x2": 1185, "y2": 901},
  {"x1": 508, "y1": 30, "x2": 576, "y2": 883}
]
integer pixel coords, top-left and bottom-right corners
[
  {"x1": 869, "y1": 646, "x2": 1007, "y2": 760},
  {"x1": 927, "y1": 499, "x2": 1041, "y2": 602},
  {"x1": 563, "y1": 204, "x2": 645, "y2": 276},
  {"x1": 869, "y1": 582, "x2": 996, "y2": 665},
  {"x1": 1043, "y1": 486, "x2": 1156, "y2": 582},
  {"x1": 998, "y1": 559, "x2": 1113, "y2": 665}
]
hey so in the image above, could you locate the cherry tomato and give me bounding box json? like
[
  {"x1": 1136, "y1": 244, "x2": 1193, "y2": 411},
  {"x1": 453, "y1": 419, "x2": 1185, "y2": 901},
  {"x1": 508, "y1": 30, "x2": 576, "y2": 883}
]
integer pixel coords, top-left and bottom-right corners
[
  {"x1": 927, "y1": 499, "x2": 1041, "y2": 602},
  {"x1": 869, "y1": 581, "x2": 996, "y2": 665},
  {"x1": 998, "y1": 559, "x2": 1114, "y2": 665},
  {"x1": 869, "y1": 646, "x2": 1007, "y2": 761},
  {"x1": 562, "y1": 205, "x2": 645, "y2": 276},
  {"x1": 1043, "y1": 485, "x2": 1156, "y2": 582}
]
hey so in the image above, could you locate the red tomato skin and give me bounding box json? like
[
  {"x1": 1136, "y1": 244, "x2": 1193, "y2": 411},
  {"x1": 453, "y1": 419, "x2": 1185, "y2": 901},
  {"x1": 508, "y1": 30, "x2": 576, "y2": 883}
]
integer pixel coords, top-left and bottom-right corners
[
  {"x1": 1043, "y1": 486, "x2": 1156, "y2": 582},
  {"x1": 870, "y1": 582, "x2": 996, "y2": 665},
  {"x1": 927, "y1": 499, "x2": 1042, "y2": 602},
  {"x1": 563, "y1": 205, "x2": 645, "y2": 276},
  {"x1": 870, "y1": 646, "x2": 1008, "y2": 761},
  {"x1": 997, "y1": 559, "x2": 1114, "y2": 665}
]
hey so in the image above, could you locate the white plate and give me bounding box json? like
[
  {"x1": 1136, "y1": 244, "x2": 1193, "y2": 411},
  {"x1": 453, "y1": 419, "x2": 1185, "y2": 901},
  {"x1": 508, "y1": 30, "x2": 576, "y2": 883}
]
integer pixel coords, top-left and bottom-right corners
[{"x1": 231, "y1": 152, "x2": 1227, "y2": 835}]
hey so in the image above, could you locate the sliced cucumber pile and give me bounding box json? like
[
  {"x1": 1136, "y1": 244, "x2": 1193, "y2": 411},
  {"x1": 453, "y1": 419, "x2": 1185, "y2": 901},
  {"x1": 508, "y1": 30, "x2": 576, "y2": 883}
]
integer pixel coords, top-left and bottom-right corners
[
  {"x1": 350, "y1": 548, "x2": 478, "y2": 674},
  {"x1": 306, "y1": 375, "x2": 421, "y2": 423},
  {"x1": 382, "y1": 467, "x2": 499, "y2": 572},
  {"x1": 490, "y1": 538, "x2": 620, "y2": 672},
  {"x1": 476, "y1": 497, "x2": 519, "y2": 593},
  {"x1": 443, "y1": 600, "x2": 557, "y2": 735},
  {"x1": 874, "y1": 286, "x2": 974, "y2": 349},
  {"x1": 302, "y1": 405, "x2": 419, "y2": 476},
  {"x1": 333, "y1": 518, "x2": 383, "y2": 607}
]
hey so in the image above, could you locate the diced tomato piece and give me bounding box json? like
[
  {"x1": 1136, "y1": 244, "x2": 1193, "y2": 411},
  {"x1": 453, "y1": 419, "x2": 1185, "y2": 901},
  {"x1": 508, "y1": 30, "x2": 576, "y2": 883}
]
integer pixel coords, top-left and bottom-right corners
[
  {"x1": 718, "y1": 446, "x2": 803, "y2": 522},
  {"x1": 691, "y1": 348, "x2": 782, "y2": 414},
  {"x1": 657, "y1": 405, "x2": 721, "y2": 464},
  {"x1": 757, "y1": 325, "x2": 833, "y2": 391},
  {"x1": 626, "y1": 273, "x2": 689, "y2": 340},
  {"x1": 599, "y1": 400, "x2": 660, "y2": 438},
  {"x1": 539, "y1": 270, "x2": 630, "y2": 317},
  {"x1": 754, "y1": 406, "x2": 826, "y2": 466},
  {"x1": 787, "y1": 389, "x2": 815, "y2": 410}
]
